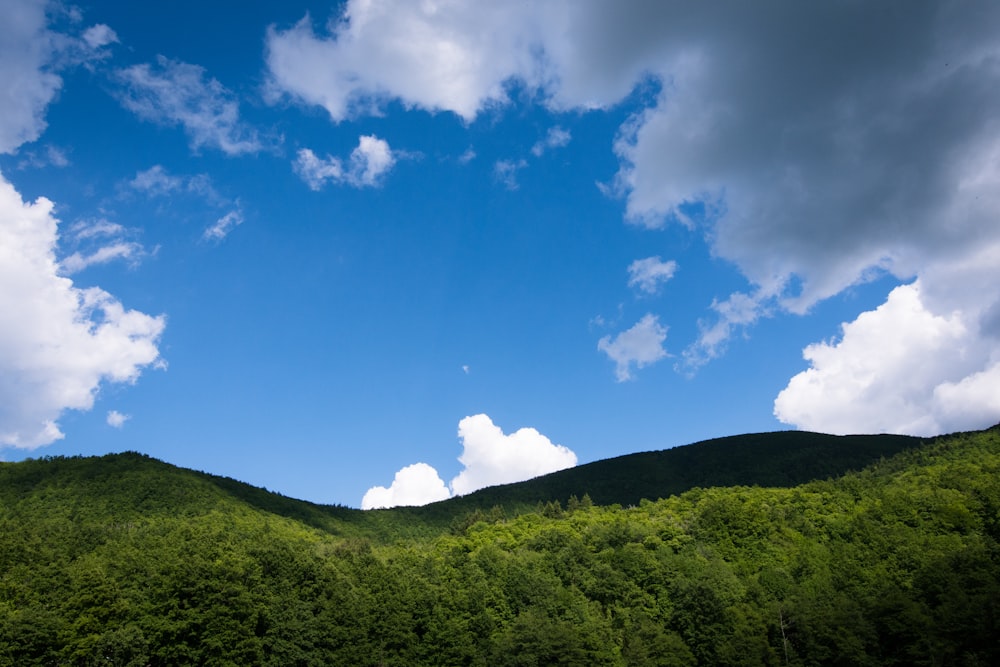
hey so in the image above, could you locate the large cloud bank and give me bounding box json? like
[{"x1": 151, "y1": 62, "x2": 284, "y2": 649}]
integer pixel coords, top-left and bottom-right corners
[
  {"x1": 270, "y1": 1, "x2": 1000, "y2": 434},
  {"x1": 361, "y1": 414, "x2": 577, "y2": 509},
  {"x1": 0, "y1": 175, "x2": 165, "y2": 447},
  {"x1": 0, "y1": 0, "x2": 164, "y2": 448}
]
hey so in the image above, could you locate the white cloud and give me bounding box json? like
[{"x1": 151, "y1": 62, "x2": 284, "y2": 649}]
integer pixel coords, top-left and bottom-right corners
[
  {"x1": 362, "y1": 414, "x2": 577, "y2": 508},
  {"x1": 203, "y1": 208, "x2": 244, "y2": 242},
  {"x1": 598, "y1": 313, "x2": 668, "y2": 382},
  {"x1": 450, "y1": 414, "x2": 577, "y2": 496},
  {"x1": 361, "y1": 462, "x2": 450, "y2": 509},
  {"x1": 627, "y1": 256, "x2": 677, "y2": 294},
  {"x1": 531, "y1": 126, "x2": 571, "y2": 157},
  {"x1": 0, "y1": 173, "x2": 165, "y2": 448},
  {"x1": 294, "y1": 135, "x2": 397, "y2": 190},
  {"x1": 106, "y1": 410, "x2": 129, "y2": 429},
  {"x1": 115, "y1": 56, "x2": 262, "y2": 155},
  {"x1": 266, "y1": 4, "x2": 549, "y2": 122}
]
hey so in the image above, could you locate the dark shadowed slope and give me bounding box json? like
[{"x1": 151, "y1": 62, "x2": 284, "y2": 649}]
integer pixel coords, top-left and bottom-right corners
[{"x1": 402, "y1": 430, "x2": 924, "y2": 526}]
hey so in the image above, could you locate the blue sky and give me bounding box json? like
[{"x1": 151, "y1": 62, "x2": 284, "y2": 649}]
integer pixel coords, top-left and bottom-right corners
[{"x1": 2, "y1": 0, "x2": 999, "y2": 508}]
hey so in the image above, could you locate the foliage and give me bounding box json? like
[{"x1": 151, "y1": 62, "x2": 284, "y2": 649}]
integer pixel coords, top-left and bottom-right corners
[{"x1": 1, "y1": 427, "x2": 999, "y2": 665}]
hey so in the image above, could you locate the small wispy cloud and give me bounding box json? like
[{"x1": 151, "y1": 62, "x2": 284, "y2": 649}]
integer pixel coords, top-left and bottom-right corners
[
  {"x1": 457, "y1": 147, "x2": 476, "y2": 164},
  {"x1": 598, "y1": 313, "x2": 669, "y2": 382},
  {"x1": 60, "y1": 218, "x2": 148, "y2": 274},
  {"x1": 128, "y1": 165, "x2": 223, "y2": 203},
  {"x1": 294, "y1": 135, "x2": 398, "y2": 190},
  {"x1": 16, "y1": 145, "x2": 70, "y2": 170},
  {"x1": 203, "y1": 208, "x2": 244, "y2": 242},
  {"x1": 531, "y1": 126, "x2": 571, "y2": 157},
  {"x1": 106, "y1": 410, "x2": 130, "y2": 428},
  {"x1": 681, "y1": 291, "x2": 767, "y2": 373},
  {"x1": 627, "y1": 256, "x2": 678, "y2": 294},
  {"x1": 493, "y1": 158, "x2": 527, "y2": 191},
  {"x1": 128, "y1": 165, "x2": 242, "y2": 242},
  {"x1": 115, "y1": 56, "x2": 262, "y2": 155}
]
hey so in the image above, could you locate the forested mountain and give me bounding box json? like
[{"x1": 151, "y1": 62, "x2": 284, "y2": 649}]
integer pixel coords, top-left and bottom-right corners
[{"x1": 1, "y1": 426, "x2": 998, "y2": 665}]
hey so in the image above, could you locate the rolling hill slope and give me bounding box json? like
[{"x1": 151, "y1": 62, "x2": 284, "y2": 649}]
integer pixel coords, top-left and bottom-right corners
[{"x1": 1, "y1": 425, "x2": 997, "y2": 665}]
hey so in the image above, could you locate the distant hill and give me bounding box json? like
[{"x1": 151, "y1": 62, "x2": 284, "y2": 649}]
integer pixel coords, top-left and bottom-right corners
[
  {"x1": 1, "y1": 425, "x2": 997, "y2": 665},
  {"x1": 400, "y1": 430, "x2": 924, "y2": 527},
  {"x1": 0, "y1": 429, "x2": 925, "y2": 538}
]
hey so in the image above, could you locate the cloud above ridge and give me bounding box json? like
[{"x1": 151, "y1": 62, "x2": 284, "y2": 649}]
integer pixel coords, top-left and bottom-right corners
[{"x1": 361, "y1": 414, "x2": 576, "y2": 509}]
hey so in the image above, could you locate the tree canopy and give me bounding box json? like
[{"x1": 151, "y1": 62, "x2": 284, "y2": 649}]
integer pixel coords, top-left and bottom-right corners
[{"x1": 1, "y1": 426, "x2": 998, "y2": 665}]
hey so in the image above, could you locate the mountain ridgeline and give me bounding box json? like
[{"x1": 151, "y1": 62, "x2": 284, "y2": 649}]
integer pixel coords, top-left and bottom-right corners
[{"x1": 1, "y1": 426, "x2": 998, "y2": 665}]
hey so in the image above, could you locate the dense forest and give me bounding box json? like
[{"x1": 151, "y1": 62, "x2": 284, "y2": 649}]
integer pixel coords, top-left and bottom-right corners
[{"x1": 1, "y1": 426, "x2": 998, "y2": 665}]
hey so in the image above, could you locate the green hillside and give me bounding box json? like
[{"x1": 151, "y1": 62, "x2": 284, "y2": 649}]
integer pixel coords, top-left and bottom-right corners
[{"x1": 1, "y1": 426, "x2": 998, "y2": 665}]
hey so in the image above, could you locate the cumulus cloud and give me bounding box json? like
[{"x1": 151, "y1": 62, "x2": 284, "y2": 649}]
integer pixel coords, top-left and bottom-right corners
[
  {"x1": 0, "y1": 173, "x2": 165, "y2": 448},
  {"x1": 598, "y1": 313, "x2": 668, "y2": 382},
  {"x1": 361, "y1": 462, "x2": 450, "y2": 510},
  {"x1": 627, "y1": 256, "x2": 677, "y2": 294},
  {"x1": 450, "y1": 414, "x2": 577, "y2": 496},
  {"x1": 361, "y1": 414, "x2": 577, "y2": 508},
  {"x1": 775, "y1": 278, "x2": 1000, "y2": 437},
  {"x1": 531, "y1": 126, "x2": 571, "y2": 157},
  {"x1": 294, "y1": 135, "x2": 397, "y2": 189},
  {"x1": 115, "y1": 56, "x2": 262, "y2": 155}
]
